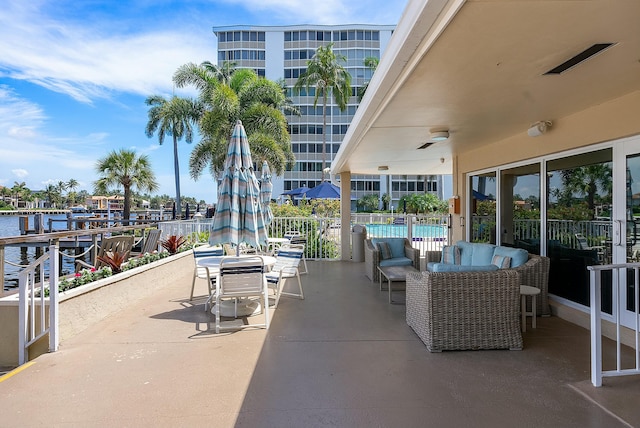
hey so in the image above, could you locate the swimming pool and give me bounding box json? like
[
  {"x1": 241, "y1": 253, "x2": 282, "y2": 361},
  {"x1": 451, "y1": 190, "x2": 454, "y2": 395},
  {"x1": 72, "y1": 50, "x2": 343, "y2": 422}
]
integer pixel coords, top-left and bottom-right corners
[{"x1": 364, "y1": 223, "x2": 447, "y2": 239}]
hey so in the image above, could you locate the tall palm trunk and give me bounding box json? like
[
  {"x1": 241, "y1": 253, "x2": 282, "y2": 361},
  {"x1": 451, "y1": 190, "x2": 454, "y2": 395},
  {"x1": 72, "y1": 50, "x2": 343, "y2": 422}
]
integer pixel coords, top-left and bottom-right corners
[
  {"x1": 173, "y1": 133, "x2": 182, "y2": 217},
  {"x1": 322, "y1": 92, "x2": 328, "y2": 180},
  {"x1": 123, "y1": 185, "x2": 131, "y2": 226}
]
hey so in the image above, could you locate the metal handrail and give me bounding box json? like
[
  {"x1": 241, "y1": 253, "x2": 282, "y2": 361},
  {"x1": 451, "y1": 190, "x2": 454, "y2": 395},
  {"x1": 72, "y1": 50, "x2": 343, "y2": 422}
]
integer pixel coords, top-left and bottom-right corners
[
  {"x1": 1, "y1": 224, "x2": 155, "y2": 296},
  {"x1": 588, "y1": 263, "x2": 640, "y2": 387},
  {"x1": 18, "y1": 244, "x2": 59, "y2": 365}
]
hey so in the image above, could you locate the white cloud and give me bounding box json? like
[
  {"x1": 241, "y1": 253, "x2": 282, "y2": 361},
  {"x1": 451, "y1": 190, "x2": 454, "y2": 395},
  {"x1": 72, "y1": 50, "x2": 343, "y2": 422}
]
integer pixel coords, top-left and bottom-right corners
[
  {"x1": 0, "y1": 1, "x2": 213, "y2": 104},
  {"x1": 219, "y1": 0, "x2": 403, "y2": 25},
  {"x1": 0, "y1": 86, "x2": 101, "y2": 190},
  {"x1": 12, "y1": 169, "x2": 28, "y2": 178}
]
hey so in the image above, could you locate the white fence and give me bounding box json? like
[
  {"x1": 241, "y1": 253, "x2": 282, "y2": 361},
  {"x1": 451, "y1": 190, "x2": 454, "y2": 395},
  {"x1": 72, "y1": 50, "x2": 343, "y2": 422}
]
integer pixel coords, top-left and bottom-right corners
[
  {"x1": 160, "y1": 215, "x2": 452, "y2": 259},
  {"x1": 268, "y1": 216, "x2": 341, "y2": 259},
  {"x1": 588, "y1": 263, "x2": 640, "y2": 387},
  {"x1": 351, "y1": 213, "x2": 450, "y2": 256},
  {"x1": 158, "y1": 219, "x2": 215, "y2": 242},
  {"x1": 160, "y1": 217, "x2": 343, "y2": 260},
  {"x1": 18, "y1": 244, "x2": 59, "y2": 365}
]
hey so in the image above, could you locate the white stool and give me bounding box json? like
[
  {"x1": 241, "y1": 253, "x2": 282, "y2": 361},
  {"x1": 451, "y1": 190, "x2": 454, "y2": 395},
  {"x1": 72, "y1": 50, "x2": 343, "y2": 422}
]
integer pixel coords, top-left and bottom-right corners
[{"x1": 520, "y1": 285, "x2": 541, "y2": 332}]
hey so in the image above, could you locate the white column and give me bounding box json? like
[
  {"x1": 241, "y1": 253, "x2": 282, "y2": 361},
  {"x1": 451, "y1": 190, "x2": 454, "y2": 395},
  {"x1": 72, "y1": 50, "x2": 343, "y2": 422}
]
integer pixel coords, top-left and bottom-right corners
[{"x1": 340, "y1": 172, "x2": 351, "y2": 261}]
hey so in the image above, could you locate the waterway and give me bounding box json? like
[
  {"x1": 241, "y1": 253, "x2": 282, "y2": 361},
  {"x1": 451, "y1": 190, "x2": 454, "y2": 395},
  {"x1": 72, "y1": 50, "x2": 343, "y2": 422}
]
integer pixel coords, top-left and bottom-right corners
[{"x1": 1, "y1": 213, "x2": 84, "y2": 291}]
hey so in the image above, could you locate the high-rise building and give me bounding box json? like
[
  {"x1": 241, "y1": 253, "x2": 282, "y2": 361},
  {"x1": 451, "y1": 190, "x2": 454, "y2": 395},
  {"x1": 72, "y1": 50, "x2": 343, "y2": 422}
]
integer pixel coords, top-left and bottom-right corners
[{"x1": 213, "y1": 25, "x2": 451, "y2": 211}]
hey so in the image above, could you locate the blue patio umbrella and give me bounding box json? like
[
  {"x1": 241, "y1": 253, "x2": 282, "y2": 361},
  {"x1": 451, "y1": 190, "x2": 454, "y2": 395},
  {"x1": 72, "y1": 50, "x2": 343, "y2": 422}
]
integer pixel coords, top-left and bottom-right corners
[
  {"x1": 260, "y1": 161, "x2": 273, "y2": 226},
  {"x1": 305, "y1": 181, "x2": 340, "y2": 199},
  {"x1": 281, "y1": 186, "x2": 310, "y2": 197},
  {"x1": 473, "y1": 190, "x2": 491, "y2": 201},
  {"x1": 210, "y1": 120, "x2": 268, "y2": 253}
]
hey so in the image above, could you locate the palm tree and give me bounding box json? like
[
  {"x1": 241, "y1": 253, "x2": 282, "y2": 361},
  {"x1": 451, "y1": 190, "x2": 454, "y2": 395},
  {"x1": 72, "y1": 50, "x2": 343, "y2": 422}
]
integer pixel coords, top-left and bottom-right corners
[
  {"x1": 43, "y1": 184, "x2": 58, "y2": 208},
  {"x1": 145, "y1": 95, "x2": 202, "y2": 217},
  {"x1": 357, "y1": 56, "x2": 380, "y2": 101},
  {"x1": 173, "y1": 65, "x2": 295, "y2": 179},
  {"x1": 66, "y1": 178, "x2": 79, "y2": 205},
  {"x1": 202, "y1": 60, "x2": 237, "y2": 85},
  {"x1": 294, "y1": 42, "x2": 352, "y2": 176},
  {"x1": 94, "y1": 149, "x2": 158, "y2": 224},
  {"x1": 559, "y1": 164, "x2": 612, "y2": 217},
  {"x1": 11, "y1": 181, "x2": 29, "y2": 208}
]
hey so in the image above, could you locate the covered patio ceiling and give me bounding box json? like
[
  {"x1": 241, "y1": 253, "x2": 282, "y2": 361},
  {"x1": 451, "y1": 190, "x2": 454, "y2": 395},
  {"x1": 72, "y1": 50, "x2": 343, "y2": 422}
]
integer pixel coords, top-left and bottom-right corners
[{"x1": 332, "y1": 0, "x2": 640, "y2": 176}]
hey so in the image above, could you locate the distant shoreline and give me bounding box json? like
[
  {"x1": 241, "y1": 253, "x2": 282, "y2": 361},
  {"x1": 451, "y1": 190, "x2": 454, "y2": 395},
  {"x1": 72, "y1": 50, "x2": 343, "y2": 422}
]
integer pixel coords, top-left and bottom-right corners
[{"x1": 0, "y1": 209, "x2": 70, "y2": 216}]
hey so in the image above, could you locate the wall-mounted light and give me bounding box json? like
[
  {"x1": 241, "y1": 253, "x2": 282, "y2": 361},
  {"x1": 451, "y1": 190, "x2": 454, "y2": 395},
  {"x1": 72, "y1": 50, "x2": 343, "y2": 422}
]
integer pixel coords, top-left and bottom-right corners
[
  {"x1": 527, "y1": 121, "x2": 552, "y2": 137},
  {"x1": 430, "y1": 130, "x2": 449, "y2": 141},
  {"x1": 378, "y1": 165, "x2": 389, "y2": 171}
]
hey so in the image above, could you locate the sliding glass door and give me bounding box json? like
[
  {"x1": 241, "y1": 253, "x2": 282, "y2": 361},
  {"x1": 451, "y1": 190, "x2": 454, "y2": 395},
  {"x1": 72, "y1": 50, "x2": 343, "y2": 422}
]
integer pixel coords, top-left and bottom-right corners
[{"x1": 613, "y1": 136, "x2": 640, "y2": 327}]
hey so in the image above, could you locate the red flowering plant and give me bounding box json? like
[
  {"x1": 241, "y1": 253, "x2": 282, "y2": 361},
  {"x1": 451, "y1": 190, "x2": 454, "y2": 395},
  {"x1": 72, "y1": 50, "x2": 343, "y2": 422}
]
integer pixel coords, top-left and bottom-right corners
[
  {"x1": 59, "y1": 266, "x2": 112, "y2": 292},
  {"x1": 96, "y1": 251, "x2": 128, "y2": 274},
  {"x1": 160, "y1": 235, "x2": 187, "y2": 255}
]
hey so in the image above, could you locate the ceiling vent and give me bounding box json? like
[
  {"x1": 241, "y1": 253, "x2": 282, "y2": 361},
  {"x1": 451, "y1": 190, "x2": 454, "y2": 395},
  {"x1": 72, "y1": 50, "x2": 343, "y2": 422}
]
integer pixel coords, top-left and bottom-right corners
[
  {"x1": 417, "y1": 142, "x2": 434, "y2": 150},
  {"x1": 544, "y1": 43, "x2": 615, "y2": 75}
]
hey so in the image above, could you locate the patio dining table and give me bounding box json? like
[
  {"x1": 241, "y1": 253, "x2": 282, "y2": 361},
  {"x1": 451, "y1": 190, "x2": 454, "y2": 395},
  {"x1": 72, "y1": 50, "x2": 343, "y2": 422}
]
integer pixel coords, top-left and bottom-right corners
[
  {"x1": 197, "y1": 255, "x2": 277, "y2": 272},
  {"x1": 198, "y1": 255, "x2": 277, "y2": 317}
]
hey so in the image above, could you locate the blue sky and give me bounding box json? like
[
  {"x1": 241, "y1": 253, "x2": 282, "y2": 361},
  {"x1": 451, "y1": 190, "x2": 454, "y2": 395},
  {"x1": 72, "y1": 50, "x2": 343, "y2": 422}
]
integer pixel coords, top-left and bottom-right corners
[{"x1": 0, "y1": 0, "x2": 406, "y2": 203}]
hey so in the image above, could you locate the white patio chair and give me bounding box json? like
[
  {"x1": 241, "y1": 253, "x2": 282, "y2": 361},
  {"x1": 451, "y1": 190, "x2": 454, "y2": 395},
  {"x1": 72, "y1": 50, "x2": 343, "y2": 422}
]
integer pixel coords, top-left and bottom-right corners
[
  {"x1": 288, "y1": 235, "x2": 308, "y2": 275},
  {"x1": 213, "y1": 256, "x2": 269, "y2": 333},
  {"x1": 190, "y1": 244, "x2": 224, "y2": 302},
  {"x1": 265, "y1": 244, "x2": 305, "y2": 308},
  {"x1": 284, "y1": 230, "x2": 300, "y2": 240}
]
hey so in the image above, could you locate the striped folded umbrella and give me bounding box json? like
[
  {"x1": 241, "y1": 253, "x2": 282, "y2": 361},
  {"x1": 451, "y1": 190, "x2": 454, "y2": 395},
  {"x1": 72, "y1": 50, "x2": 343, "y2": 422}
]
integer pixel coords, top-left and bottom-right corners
[
  {"x1": 260, "y1": 161, "x2": 273, "y2": 226},
  {"x1": 210, "y1": 120, "x2": 268, "y2": 252}
]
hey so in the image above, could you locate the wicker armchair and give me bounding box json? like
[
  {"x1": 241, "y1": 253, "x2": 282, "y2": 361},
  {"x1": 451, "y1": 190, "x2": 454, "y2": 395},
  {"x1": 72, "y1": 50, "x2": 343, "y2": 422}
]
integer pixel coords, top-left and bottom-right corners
[
  {"x1": 406, "y1": 269, "x2": 523, "y2": 352},
  {"x1": 364, "y1": 238, "x2": 420, "y2": 282}
]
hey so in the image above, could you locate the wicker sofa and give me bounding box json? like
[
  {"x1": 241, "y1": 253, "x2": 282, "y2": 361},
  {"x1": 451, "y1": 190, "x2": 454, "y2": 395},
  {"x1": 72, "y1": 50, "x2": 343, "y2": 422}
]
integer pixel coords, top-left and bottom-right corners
[
  {"x1": 424, "y1": 250, "x2": 551, "y2": 317},
  {"x1": 364, "y1": 237, "x2": 420, "y2": 282},
  {"x1": 406, "y1": 269, "x2": 524, "y2": 352}
]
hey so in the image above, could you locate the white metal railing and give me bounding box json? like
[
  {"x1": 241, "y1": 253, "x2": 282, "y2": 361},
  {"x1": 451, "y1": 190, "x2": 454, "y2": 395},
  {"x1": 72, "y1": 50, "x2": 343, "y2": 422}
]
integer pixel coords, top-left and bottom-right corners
[
  {"x1": 159, "y1": 217, "x2": 343, "y2": 260},
  {"x1": 588, "y1": 263, "x2": 640, "y2": 387},
  {"x1": 268, "y1": 216, "x2": 341, "y2": 260},
  {"x1": 471, "y1": 217, "x2": 612, "y2": 247},
  {"x1": 351, "y1": 214, "x2": 450, "y2": 256},
  {"x1": 158, "y1": 219, "x2": 215, "y2": 243},
  {"x1": 18, "y1": 244, "x2": 59, "y2": 365}
]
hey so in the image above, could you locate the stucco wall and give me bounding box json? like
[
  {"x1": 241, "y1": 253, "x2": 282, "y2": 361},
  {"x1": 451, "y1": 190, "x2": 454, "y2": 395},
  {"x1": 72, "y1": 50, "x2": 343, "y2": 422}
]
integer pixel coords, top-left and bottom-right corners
[
  {"x1": 449, "y1": 90, "x2": 640, "y2": 239},
  {"x1": 0, "y1": 251, "x2": 193, "y2": 367}
]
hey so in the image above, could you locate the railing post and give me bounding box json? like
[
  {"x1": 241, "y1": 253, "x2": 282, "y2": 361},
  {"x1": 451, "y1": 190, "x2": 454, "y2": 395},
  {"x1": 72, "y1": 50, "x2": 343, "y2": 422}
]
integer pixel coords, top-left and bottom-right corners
[
  {"x1": 49, "y1": 244, "x2": 59, "y2": 353},
  {"x1": 18, "y1": 269, "x2": 28, "y2": 365},
  {"x1": 589, "y1": 268, "x2": 602, "y2": 387},
  {"x1": 0, "y1": 245, "x2": 4, "y2": 297}
]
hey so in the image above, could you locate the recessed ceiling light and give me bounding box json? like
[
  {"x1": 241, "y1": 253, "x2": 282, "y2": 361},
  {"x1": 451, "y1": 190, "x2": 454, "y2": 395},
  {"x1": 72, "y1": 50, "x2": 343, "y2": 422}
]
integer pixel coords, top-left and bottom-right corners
[{"x1": 430, "y1": 130, "x2": 449, "y2": 142}]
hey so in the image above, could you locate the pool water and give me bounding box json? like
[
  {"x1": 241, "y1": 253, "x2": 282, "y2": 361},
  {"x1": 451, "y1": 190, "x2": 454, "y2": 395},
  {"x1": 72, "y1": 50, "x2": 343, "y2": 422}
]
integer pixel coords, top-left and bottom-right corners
[{"x1": 364, "y1": 223, "x2": 447, "y2": 239}]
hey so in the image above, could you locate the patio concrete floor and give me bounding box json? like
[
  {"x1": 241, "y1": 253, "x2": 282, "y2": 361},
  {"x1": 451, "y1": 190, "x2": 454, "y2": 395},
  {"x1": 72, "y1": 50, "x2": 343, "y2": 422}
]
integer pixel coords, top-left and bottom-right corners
[{"x1": 1, "y1": 260, "x2": 639, "y2": 427}]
